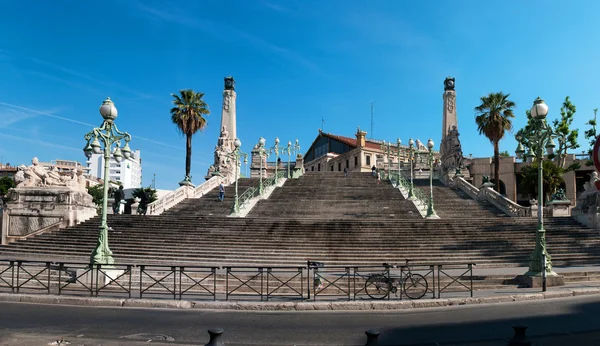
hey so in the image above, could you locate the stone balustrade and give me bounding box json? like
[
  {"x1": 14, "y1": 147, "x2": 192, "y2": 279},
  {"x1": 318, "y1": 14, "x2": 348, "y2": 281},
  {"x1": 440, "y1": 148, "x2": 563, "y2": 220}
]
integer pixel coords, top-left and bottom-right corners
[
  {"x1": 147, "y1": 176, "x2": 220, "y2": 215},
  {"x1": 453, "y1": 177, "x2": 531, "y2": 217}
]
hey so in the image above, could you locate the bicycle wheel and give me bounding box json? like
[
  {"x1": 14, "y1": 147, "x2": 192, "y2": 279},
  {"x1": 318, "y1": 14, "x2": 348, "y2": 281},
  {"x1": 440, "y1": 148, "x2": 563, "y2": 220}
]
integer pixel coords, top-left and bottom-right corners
[
  {"x1": 403, "y1": 274, "x2": 428, "y2": 299},
  {"x1": 365, "y1": 274, "x2": 390, "y2": 299}
]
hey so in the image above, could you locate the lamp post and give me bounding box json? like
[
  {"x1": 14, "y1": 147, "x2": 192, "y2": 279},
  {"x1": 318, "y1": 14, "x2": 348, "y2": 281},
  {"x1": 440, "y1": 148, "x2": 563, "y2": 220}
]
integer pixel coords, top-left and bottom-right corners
[
  {"x1": 408, "y1": 138, "x2": 415, "y2": 199},
  {"x1": 256, "y1": 137, "x2": 268, "y2": 194},
  {"x1": 227, "y1": 138, "x2": 248, "y2": 214},
  {"x1": 396, "y1": 138, "x2": 402, "y2": 183},
  {"x1": 269, "y1": 137, "x2": 280, "y2": 183},
  {"x1": 380, "y1": 141, "x2": 392, "y2": 179},
  {"x1": 426, "y1": 138, "x2": 438, "y2": 218},
  {"x1": 83, "y1": 97, "x2": 132, "y2": 265},
  {"x1": 515, "y1": 97, "x2": 555, "y2": 277},
  {"x1": 285, "y1": 139, "x2": 300, "y2": 178}
]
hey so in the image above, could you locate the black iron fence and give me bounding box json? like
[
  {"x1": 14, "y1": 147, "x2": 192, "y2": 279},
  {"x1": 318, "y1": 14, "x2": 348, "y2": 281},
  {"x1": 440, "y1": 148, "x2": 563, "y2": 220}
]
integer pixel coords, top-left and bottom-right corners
[{"x1": 0, "y1": 259, "x2": 475, "y2": 302}]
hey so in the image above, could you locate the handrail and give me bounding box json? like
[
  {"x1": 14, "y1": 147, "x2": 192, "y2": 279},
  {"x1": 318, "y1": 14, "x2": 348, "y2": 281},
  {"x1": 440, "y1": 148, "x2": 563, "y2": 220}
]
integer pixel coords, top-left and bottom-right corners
[
  {"x1": 238, "y1": 187, "x2": 259, "y2": 210},
  {"x1": 454, "y1": 177, "x2": 480, "y2": 200},
  {"x1": 480, "y1": 186, "x2": 531, "y2": 217},
  {"x1": 193, "y1": 175, "x2": 220, "y2": 198},
  {"x1": 147, "y1": 176, "x2": 219, "y2": 215},
  {"x1": 262, "y1": 171, "x2": 284, "y2": 190},
  {"x1": 452, "y1": 177, "x2": 530, "y2": 217}
]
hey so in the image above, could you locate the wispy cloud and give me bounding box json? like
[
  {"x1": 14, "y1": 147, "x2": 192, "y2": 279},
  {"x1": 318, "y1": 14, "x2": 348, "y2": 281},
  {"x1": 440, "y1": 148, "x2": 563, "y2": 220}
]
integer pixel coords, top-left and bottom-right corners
[
  {"x1": 0, "y1": 101, "x2": 181, "y2": 150},
  {"x1": 0, "y1": 131, "x2": 82, "y2": 152},
  {"x1": 260, "y1": 1, "x2": 290, "y2": 13},
  {"x1": 1, "y1": 49, "x2": 153, "y2": 100},
  {"x1": 0, "y1": 101, "x2": 95, "y2": 127},
  {"x1": 0, "y1": 107, "x2": 38, "y2": 129},
  {"x1": 343, "y1": 11, "x2": 436, "y2": 50},
  {"x1": 136, "y1": 2, "x2": 319, "y2": 72}
]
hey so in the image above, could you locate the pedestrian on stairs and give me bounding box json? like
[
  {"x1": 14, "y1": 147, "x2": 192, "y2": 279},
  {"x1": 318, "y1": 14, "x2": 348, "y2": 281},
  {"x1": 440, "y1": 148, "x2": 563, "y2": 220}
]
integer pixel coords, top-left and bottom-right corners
[
  {"x1": 343, "y1": 167, "x2": 348, "y2": 177},
  {"x1": 377, "y1": 169, "x2": 381, "y2": 184},
  {"x1": 371, "y1": 165, "x2": 376, "y2": 177},
  {"x1": 218, "y1": 181, "x2": 225, "y2": 201}
]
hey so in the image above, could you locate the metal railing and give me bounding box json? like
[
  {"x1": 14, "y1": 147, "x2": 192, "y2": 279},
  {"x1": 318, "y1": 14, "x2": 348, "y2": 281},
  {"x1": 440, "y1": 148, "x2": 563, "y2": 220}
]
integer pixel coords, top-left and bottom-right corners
[
  {"x1": 225, "y1": 266, "x2": 304, "y2": 301},
  {"x1": 261, "y1": 171, "x2": 284, "y2": 191},
  {"x1": 237, "y1": 186, "x2": 259, "y2": 210},
  {"x1": 0, "y1": 259, "x2": 474, "y2": 302}
]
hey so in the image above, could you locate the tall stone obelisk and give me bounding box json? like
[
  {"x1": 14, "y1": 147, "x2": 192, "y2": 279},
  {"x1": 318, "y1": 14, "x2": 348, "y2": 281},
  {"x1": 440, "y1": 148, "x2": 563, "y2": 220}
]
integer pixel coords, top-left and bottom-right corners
[
  {"x1": 221, "y1": 76, "x2": 237, "y2": 146},
  {"x1": 206, "y1": 76, "x2": 238, "y2": 182},
  {"x1": 440, "y1": 77, "x2": 465, "y2": 175},
  {"x1": 440, "y1": 77, "x2": 457, "y2": 157}
]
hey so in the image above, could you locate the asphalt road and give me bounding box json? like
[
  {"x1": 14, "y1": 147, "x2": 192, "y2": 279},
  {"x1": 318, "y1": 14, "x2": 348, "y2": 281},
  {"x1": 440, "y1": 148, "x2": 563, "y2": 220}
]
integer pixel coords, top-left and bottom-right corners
[{"x1": 2, "y1": 296, "x2": 600, "y2": 345}]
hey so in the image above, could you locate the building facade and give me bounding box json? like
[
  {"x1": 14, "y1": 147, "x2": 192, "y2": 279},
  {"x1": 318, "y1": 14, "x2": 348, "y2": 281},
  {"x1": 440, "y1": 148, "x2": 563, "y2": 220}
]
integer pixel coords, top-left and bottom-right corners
[
  {"x1": 468, "y1": 154, "x2": 594, "y2": 206},
  {"x1": 86, "y1": 149, "x2": 142, "y2": 189},
  {"x1": 302, "y1": 128, "x2": 438, "y2": 174}
]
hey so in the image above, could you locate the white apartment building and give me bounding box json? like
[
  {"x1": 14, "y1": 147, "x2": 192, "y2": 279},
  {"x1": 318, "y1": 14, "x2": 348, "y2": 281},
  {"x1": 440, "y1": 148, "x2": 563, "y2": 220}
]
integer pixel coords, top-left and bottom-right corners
[{"x1": 86, "y1": 149, "x2": 142, "y2": 189}]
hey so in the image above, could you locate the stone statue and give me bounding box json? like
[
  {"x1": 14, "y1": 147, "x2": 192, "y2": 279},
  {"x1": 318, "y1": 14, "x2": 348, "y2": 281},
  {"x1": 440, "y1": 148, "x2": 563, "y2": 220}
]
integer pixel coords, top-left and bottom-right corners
[
  {"x1": 441, "y1": 125, "x2": 464, "y2": 171},
  {"x1": 46, "y1": 166, "x2": 67, "y2": 186},
  {"x1": 15, "y1": 157, "x2": 70, "y2": 188},
  {"x1": 583, "y1": 171, "x2": 600, "y2": 192},
  {"x1": 218, "y1": 126, "x2": 229, "y2": 147}
]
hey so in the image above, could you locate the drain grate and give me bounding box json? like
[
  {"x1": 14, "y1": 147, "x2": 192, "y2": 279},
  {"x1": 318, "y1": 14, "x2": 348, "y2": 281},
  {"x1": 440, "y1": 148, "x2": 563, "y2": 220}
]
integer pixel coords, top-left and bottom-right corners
[{"x1": 120, "y1": 333, "x2": 175, "y2": 341}]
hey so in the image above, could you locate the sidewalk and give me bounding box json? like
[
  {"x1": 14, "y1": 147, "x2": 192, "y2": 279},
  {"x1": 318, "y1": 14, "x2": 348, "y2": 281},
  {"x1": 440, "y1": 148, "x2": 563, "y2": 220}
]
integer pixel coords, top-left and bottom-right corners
[{"x1": 2, "y1": 280, "x2": 600, "y2": 311}]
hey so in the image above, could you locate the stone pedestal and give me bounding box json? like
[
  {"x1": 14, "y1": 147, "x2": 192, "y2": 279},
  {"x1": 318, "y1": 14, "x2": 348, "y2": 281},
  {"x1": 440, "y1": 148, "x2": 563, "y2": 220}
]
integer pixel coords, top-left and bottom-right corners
[
  {"x1": 547, "y1": 200, "x2": 571, "y2": 217},
  {"x1": 515, "y1": 274, "x2": 565, "y2": 288},
  {"x1": 1, "y1": 187, "x2": 97, "y2": 244}
]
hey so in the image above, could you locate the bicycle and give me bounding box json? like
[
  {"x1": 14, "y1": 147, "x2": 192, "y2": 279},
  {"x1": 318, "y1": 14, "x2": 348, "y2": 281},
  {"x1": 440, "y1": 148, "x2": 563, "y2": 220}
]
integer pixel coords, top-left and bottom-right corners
[{"x1": 364, "y1": 260, "x2": 428, "y2": 299}]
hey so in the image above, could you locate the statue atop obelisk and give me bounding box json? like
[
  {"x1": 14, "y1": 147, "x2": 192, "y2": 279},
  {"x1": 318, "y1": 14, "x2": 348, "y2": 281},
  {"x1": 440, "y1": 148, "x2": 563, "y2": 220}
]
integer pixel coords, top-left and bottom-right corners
[
  {"x1": 206, "y1": 76, "x2": 238, "y2": 182},
  {"x1": 440, "y1": 77, "x2": 465, "y2": 175}
]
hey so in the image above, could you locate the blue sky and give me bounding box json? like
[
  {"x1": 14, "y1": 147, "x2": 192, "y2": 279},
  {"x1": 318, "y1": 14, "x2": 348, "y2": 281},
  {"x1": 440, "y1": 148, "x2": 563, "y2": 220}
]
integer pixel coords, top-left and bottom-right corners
[{"x1": 1, "y1": 1, "x2": 600, "y2": 190}]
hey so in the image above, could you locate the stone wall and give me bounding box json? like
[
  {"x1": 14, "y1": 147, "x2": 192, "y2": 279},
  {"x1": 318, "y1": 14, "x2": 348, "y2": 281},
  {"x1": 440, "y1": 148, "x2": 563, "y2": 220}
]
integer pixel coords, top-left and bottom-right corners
[{"x1": 1, "y1": 187, "x2": 97, "y2": 244}]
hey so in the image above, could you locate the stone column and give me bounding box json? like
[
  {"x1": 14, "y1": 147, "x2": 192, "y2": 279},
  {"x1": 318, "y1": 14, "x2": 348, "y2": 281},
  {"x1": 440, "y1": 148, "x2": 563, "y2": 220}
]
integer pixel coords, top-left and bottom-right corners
[
  {"x1": 441, "y1": 77, "x2": 457, "y2": 158},
  {"x1": 206, "y1": 76, "x2": 238, "y2": 182}
]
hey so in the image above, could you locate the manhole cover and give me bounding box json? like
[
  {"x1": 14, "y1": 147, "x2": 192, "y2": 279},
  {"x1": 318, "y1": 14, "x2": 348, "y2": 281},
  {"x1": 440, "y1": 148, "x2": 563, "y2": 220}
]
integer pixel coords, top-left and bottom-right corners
[{"x1": 120, "y1": 333, "x2": 175, "y2": 341}]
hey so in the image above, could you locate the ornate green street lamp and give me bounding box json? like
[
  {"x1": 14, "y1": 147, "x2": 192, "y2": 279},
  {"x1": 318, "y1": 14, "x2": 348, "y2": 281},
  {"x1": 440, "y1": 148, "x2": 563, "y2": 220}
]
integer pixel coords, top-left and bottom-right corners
[
  {"x1": 269, "y1": 137, "x2": 280, "y2": 183},
  {"x1": 515, "y1": 97, "x2": 556, "y2": 277},
  {"x1": 83, "y1": 97, "x2": 132, "y2": 265},
  {"x1": 396, "y1": 138, "x2": 402, "y2": 183},
  {"x1": 285, "y1": 139, "x2": 300, "y2": 178},
  {"x1": 227, "y1": 138, "x2": 248, "y2": 213},
  {"x1": 256, "y1": 137, "x2": 268, "y2": 194},
  {"x1": 407, "y1": 138, "x2": 415, "y2": 199},
  {"x1": 380, "y1": 140, "x2": 392, "y2": 179},
  {"x1": 426, "y1": 138, "x2": 438, "y2": 219}
]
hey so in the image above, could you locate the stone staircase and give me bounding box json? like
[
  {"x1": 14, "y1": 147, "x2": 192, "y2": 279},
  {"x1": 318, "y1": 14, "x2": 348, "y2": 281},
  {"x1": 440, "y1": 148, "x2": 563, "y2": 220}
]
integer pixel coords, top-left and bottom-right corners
[
  {"x1": 412, "y1": 179, "x2": 507, "y2": 218},
  {"x1": 162, "y1": 178, "x2": 261, "y2": 217},
  {"x1": 249, "y1": 172, "x2": 421, "y2": 219},
  {"x1": 0, "y1": 173, "x2": 599, "y2": 271}
]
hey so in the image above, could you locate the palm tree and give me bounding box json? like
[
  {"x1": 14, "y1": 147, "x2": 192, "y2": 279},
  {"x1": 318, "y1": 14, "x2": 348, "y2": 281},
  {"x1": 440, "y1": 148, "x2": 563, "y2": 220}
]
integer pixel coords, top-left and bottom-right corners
[
  {"x1": 170, "y1": 89, "x2": 210, "y2": 186},
  {"x1": 475, "y1": 92, "x2": 516, "y2": 192}
]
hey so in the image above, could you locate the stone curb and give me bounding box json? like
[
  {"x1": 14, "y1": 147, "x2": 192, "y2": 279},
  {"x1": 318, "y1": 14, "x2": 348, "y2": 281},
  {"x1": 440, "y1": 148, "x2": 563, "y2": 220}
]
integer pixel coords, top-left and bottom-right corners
[{"x1": 1, "y1": 288, "x2": 600, "y2": 311}]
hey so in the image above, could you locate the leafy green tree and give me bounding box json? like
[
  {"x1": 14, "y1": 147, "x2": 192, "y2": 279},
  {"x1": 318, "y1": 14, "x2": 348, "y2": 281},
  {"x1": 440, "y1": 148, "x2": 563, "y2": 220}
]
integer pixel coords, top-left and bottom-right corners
[
  {"x1": 551, "y1": 96, "x2": 579, "y2": 168},
  {"x1": 86, "y1": 184, "x2": 104, "y2": 206},
  {"x1": 584, "y1": 108, "x2": 598, "y2": 166},
  {"x1": 499, "y1": 150, "x2": 510, "y2": 157},
  {"x1": 474, "y1": 92, "x2": 516, "y2": 192},
  {"x1": 519, "y1": 160, "x2": 564, "y2": 203},
  {"x1": 132, "y1": 187, "x2": 158, "y2": 204},
  {"x1": 0, "y1": 176, "x2": 15, "y2": 197},
  {"x1": 170, "y1": 89, "x2": 210, "y2": 183}
]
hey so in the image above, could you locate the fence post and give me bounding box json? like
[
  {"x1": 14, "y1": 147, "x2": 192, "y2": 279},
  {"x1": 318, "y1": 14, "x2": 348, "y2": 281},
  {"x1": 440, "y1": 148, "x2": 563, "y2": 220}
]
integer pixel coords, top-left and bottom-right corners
[
  {"x1": 365, "y1": 329, "x2": 380, "y2": 346},
  {"x1": 507, "y1": 325, "x2": 531, "y2": 346},
  {"x1": 205, "y1": 328, "x2": 224, "y2": 346}
]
